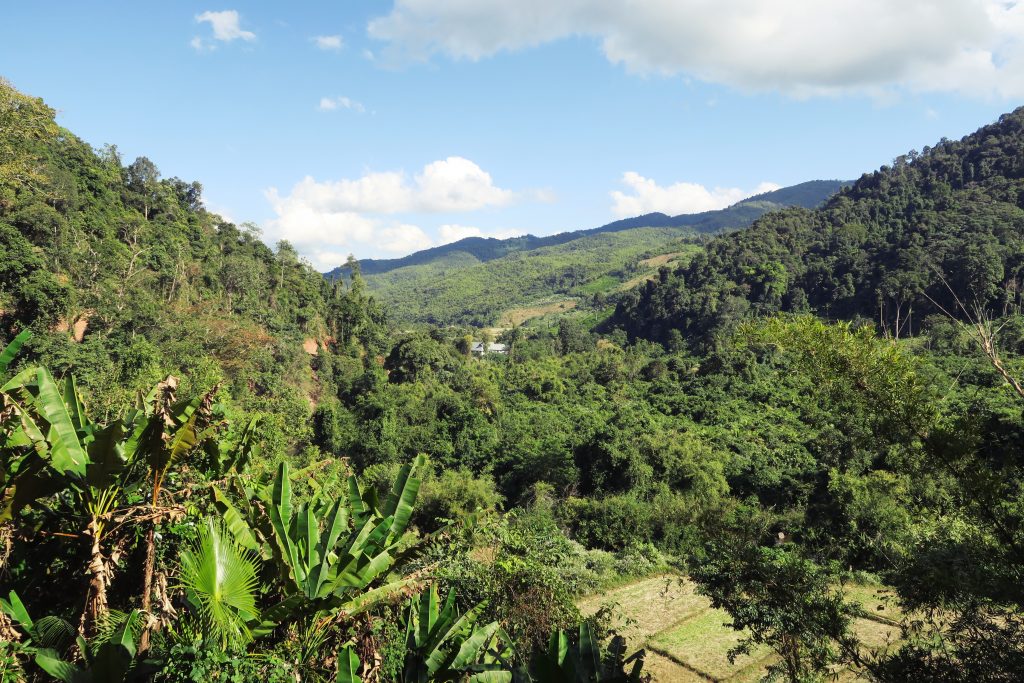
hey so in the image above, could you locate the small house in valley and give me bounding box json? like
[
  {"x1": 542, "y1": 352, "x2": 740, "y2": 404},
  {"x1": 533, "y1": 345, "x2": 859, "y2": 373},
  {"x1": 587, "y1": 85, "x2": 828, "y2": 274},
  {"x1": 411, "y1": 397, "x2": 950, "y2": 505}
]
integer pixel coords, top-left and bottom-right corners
[{"x1": 471, "y1": 342, "x2": 507, "y2": 356}]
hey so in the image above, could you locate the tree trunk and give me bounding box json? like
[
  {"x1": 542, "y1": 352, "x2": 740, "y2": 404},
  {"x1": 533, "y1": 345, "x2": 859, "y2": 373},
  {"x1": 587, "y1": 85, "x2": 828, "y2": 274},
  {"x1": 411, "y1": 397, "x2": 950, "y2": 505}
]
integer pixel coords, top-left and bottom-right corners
[
  {"x1": 80, "y1": 519, "x2": 110, "y2": 637},
  {"x1": 139, "y1": 523, "x2": 156, "y2": 652}
]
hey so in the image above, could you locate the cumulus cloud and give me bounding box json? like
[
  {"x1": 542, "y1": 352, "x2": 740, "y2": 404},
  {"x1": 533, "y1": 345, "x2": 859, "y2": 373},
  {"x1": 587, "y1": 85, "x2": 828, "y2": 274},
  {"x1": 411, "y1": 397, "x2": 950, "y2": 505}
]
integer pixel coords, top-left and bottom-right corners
[
  {"x1": 195, "y1": 10, "x2": 256, "y2": 42},
  {"x1": 318, "y1": 96, "x2": 366, "y2": 112},
  {"x1": 368, "y1": 0, "x2": 1024, "y2": 98},
  {"x1": 415, "y1": 157, "x2": 514, "y2": 211},
  {"x1": 264, "y1": 158, "x2": 522, "y2": 266},
  {"x1": 438, "y1": 224, "x2": 526, "y2": 244},
  {"x1": 313, "y1": 34, "x2": 343, "y2": 50},
  {"x1": 379, "y1": 224, "x2": 433, "y2": 253},
  {"x1": 269, "y1": 158, "x2": 513, "y2": 216},
  {"x1": 610, "y1": 172, "x2": 780, "y2": 218}
]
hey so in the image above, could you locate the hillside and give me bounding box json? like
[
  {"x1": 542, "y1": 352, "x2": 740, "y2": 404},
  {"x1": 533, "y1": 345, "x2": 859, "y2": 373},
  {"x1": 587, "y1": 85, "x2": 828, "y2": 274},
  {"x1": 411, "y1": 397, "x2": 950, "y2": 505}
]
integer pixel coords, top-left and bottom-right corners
[
  {"x1": 612, "y1": 108, "x2": 1024, "y2": 347},
  {"x1": 0, "y1": 80, "x2": 386, "y2": 456},
  {"x1": 328, "y1": 180, "x2": 845, "y2": 278},
  {"x1": 330, "y1": 180, "x2": 846, "y2": 326}
]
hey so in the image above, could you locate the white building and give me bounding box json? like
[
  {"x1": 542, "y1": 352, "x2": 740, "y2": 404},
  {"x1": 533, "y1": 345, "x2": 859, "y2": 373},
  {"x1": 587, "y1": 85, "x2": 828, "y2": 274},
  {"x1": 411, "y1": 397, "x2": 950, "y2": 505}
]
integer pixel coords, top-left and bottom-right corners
[{"x1": 471, "y1": 342, "x2": 507, "y2": 356}]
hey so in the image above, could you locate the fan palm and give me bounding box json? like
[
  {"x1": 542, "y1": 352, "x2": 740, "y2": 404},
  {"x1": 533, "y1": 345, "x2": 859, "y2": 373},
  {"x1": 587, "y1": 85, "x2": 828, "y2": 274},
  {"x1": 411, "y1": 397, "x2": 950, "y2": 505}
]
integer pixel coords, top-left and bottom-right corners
[{"x1": 178, "y1": 518, "x2": 261, "y2": 649}]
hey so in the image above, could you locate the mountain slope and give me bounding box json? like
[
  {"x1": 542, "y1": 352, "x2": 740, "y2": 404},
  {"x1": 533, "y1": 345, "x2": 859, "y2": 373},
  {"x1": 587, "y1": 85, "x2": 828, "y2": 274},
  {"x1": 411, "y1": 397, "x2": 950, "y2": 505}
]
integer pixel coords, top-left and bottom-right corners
[
  {"x1": 327, "y1": 180, "x2": 846, "y2": 279},
  {"x1": 611, "y1": 109, "x2": 1024, "y2": 347},
  {"x1": 331, "y1": 180, "x2": 847, "y2": 326},
  {"x1": 0, "y1": 80, "x2": 386, "y2": 455}
]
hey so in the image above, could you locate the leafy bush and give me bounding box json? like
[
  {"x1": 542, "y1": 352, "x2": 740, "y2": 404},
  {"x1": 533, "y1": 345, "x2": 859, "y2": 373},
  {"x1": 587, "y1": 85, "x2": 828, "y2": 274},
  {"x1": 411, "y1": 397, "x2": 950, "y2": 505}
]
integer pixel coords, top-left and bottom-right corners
[
  {"x1": 155, "y1": 643, "x2": 294, "y2": 683},
  {"x1": 413, "y1": 467, "x2": 504, "y2": 532}
]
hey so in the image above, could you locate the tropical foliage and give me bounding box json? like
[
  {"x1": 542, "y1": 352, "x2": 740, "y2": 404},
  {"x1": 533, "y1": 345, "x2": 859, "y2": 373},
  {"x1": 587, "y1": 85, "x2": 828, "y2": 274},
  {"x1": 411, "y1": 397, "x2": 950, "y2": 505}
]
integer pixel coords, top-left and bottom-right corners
[{"x1": 4, "y1": 80, "x2": 1024, "y2": 682}]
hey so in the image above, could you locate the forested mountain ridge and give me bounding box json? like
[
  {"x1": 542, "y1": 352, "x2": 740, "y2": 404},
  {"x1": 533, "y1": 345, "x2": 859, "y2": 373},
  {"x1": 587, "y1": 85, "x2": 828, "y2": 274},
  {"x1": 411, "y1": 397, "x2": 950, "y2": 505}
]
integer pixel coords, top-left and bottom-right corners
[
  {"x1": 0, "y1": 79, "x2": 385, "y2": 452},
  {"x1": 613, "y1": 107, "x2": 1024, "y2": 347},
  {"x1": 327, "y1": 180, "x2": 846, "y2": 326},
  {"x1": 326, "y1": 179, "x2": 846, "y2": 278}
]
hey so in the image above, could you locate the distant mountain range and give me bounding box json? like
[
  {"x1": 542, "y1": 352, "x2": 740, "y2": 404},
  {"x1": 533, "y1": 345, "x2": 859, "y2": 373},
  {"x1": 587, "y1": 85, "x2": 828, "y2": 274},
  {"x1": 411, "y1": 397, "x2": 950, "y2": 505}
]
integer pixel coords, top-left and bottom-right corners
[
  {"x1": 325, "y1": 180, "x2": 848, "y2": 280},
  {"x1": 320, "y1": 180, "x2": 847, "y2": 326}
]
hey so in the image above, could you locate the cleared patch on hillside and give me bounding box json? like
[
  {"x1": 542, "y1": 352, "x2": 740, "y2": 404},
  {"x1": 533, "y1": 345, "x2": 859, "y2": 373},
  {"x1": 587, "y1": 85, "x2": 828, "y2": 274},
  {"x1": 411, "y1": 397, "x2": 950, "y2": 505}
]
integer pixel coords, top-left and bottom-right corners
[
  {"x1": 619, "y1": 245, "x2": 702, "y2": 291},
  {"x1": 499, "y1": 299, "x2": 577, "y2": 326},
  {"x1": 639, "y1": 252, "x2": 686, "y2": 268},
  {"x1": 578, "y1": 576, "x2": 906, "y2": 682},
  {"x1": 649, "y1": 608, "x2": 774, "y2": 681}
]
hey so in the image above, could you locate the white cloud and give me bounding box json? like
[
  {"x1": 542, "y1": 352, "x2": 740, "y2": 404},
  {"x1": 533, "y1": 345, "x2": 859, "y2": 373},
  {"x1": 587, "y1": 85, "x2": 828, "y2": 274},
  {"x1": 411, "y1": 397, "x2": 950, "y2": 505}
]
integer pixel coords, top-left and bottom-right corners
[
  {"x1": 415, "y1": 157, "x2": 514, "y2": 211},
  {"x1": 368, "y1": 0, "x2": 1024, "y2": 98},
  {"x1": 196, "y1": 10, "x2": 256, "y2": 43},
  {"x1": 313, "y1": 34, "x2": 344, "y2": 50},
  {"x1": 269, "y1": 158, "x2": 513, "y2": 216},
  {"x1": 264, "y1": 158, "x2": 524, "y2": 266},
  {"x1": 318, "y1": 96, "x2": 366, "y2": 113},
  {"x1": 438, "y1": 224, "x2": 526, "y2": 244},
  {"x1": 379, "y1": 224, "x2": 433, "y2": 253},
  {"x1": 610, "y1": 172, "x2": 780, "y2": 218}
]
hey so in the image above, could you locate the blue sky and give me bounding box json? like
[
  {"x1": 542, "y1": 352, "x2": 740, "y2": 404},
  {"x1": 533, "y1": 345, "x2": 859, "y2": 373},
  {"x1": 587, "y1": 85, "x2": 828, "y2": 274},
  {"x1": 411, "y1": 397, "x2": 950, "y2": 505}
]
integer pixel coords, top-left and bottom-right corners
[{"x1": 2, "y1": 1, "x2": 1022, "y2": 268}]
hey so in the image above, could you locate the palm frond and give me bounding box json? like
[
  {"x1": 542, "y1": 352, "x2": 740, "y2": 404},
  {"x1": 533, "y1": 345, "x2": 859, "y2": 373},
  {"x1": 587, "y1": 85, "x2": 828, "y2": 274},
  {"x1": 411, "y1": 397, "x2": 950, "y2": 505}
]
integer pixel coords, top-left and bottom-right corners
[{"x1": 178, "y1": 518, "x2": 261, "y2": 648}]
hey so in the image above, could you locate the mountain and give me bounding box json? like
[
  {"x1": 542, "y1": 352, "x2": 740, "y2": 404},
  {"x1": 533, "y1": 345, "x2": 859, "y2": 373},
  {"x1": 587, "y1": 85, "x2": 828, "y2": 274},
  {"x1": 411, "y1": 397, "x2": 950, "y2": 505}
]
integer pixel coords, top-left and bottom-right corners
[
  {"x1": 327, "y1": 180, "x2": 846, "y2": 279},
  {"x1": 327, "y1": 179, "x2": 847, "y2": 326},
  {"x1": 0, "y1": 80, "x2": 386, "y2": 457},
  {"x1": 611, "y1": 108, "x2": 1024, "y2": 347}
]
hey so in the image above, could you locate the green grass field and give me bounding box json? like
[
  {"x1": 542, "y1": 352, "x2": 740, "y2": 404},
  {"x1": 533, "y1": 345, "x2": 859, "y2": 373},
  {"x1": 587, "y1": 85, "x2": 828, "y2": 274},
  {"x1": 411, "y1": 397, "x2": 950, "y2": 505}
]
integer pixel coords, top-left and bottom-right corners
[
  {"x1": 579, "y1": 576, "x2": 906, "y2": 682},
  {"x1": 649, "y1": 608, "x2": 774, "y2": 681},
  {"x1": 843, "y1": 582, "x2": 903, "y2": 624}
]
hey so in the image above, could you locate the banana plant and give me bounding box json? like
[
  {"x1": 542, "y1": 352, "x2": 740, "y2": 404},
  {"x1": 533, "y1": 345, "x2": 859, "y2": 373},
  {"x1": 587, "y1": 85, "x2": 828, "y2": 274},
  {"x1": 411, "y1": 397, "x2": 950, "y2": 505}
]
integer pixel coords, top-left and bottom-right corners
[
  {"x1": 1, "y1": 365, "x2": 233, "y2": 644},
  {"x1": 402, "y1": 584, "x2": 514, "y2": 683},
  {"x1": 336, "y1": 645, "x2": 362, "y2": 683},
  {"x1": 1, "y1": 366, "x2": 90, "y2": 520},
  {"x1": 34, "y1": 611, "x2": 145, "y2": 683},
  {"x1": 0, "y1": 329, "x2": 31, "y2": 377},
  {"x1": 524, "y1": 622, "x2": 646, "y2": 683},
  {"x1": 2, "y1": 591, "x2": 145, "y2": 683},
  {"x1": 213, "y1": 454, "x2": 428, "y2": 636}
]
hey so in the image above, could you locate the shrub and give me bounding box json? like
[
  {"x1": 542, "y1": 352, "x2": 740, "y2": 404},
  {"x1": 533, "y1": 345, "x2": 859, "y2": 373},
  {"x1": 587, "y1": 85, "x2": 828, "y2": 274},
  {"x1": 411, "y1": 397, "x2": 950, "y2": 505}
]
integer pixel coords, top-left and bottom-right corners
[
  {"x1": 414, "y1": 468, "x2": 503, "y2": 532},
  {"x1": 155, "y1": 643, "x2": 294, "y2": 683}
]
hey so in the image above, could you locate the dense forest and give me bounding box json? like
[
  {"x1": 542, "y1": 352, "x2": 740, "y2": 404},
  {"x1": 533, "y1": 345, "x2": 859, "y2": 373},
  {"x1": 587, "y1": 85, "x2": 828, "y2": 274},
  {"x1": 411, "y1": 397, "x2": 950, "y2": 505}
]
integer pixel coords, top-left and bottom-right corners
[
  {"x1": 613, "y1": 109, "x2": 1024, "y2": 348},
  {"x1": 3, "y1": 78, "x2": 1024, "y2": 683}
]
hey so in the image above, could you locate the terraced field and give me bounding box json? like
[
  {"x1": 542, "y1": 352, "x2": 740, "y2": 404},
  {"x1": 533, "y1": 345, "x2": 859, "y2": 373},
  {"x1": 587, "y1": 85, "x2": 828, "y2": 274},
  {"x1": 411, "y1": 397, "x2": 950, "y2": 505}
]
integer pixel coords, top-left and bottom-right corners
[{"x1": 579, "y1": 576, "x2": 904, "y2": 682}]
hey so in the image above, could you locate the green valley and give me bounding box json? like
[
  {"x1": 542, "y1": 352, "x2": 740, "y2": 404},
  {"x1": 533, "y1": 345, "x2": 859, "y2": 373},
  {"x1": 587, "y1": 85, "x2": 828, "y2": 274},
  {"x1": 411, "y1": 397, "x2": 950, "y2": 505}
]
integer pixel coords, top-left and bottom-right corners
[
  {"x1": 3, "y1": 77, "x2": 1024, "y2": 683},
  {"x1": 325, "y1": 181, "x2": 846, "y2": 326}
]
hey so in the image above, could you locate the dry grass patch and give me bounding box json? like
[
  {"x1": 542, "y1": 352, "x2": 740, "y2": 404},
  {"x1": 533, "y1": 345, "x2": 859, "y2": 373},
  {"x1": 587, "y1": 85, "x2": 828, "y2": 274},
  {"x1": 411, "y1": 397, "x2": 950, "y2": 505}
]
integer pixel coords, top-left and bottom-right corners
[
  {"x1": 852, "y1": 617, "x2": 901, "y2": 654},
  {"x1": 577, "y1": 576, "x2": 908, "y2": 683},
  {"x1": 843, "y1": 583, "x2": 902, "y2": 625},
  {"x1": 642, "y1": 652, "x2": 710, "y2": 682},
  {"x1": 499, "y1": 299, "x2": 577, "y2": 326},
  {"x1": 578, "y1": 575, "x2": 708, "y2": 649},
  {"x1": 649, "y1": 608, "x2": 774, "y2": 682}
]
